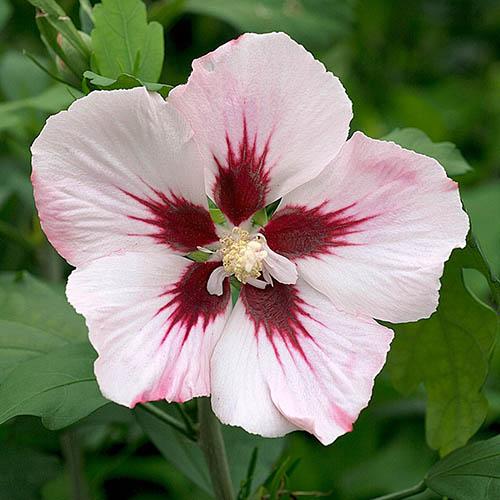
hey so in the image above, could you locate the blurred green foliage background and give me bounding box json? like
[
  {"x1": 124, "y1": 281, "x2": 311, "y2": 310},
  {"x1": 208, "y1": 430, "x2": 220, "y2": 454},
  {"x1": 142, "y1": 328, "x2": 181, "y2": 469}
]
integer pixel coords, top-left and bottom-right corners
[{"x1": 0, "y1": 1, "x2": 499, "y2": 499}]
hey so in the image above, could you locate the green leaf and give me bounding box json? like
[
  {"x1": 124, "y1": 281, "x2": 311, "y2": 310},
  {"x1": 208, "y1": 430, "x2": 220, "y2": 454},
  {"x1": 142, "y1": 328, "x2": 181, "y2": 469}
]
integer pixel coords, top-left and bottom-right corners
[
  {"x1": 91, "y1": 0, "x2": 164, "y2": 82},
  {"x1": 425, "y1": 435, "x2": 500, "y2": 499},
  {"x1": 0, "y1": 273, "x2": 107, "y2": 429},
  {"x1": 0, "y1": 158, "x2": 33, "y2": 209},
  {"x1": 0, "y1": 85, "x2": 79, "y2": 132},
  {"x1": 79, "y1": 0, "x2": 94, "y2": 33},
  {"x1": 0, "y1": 0, "x2": 12, "y2": 32},
  {"x1": 0, "y1": 50, "x2": 72, "y2": 123},
  {"x1": 260, "y1": 455, "x2": 300, "y2": 500},
  {"x1": 383, "y1": 127, "x2": 472, "y2": 178},
  {"x1": 462, "y1": 181, "x2": 500, "y2": 297},
  {"x1": 209, "y1": 207, "x2": 226, "y2": 225},
  {"x1": 252, "y1": 208, "x2": 268, "y2": 227},
  {"x1": 0, "y1": 273, "x2": 86, "y2": 342},
  {"x1": 340, "y1": 426, "x2": 435, "y2": 499},
  {"x1": 237, "y1": 447, "x2": 258, "y2": 500},
  {"x1": 136, "y1": 403, "x2": 285, "y2": 494},
  {"x1": 0, "y1": 321, "x2": 66, "y2": 380},
  {"x1": 387, "y1": 244, "x2": 498, "y2": 455},
  {"x1": 135, "y1": 405, "x2": 211, "y2": 493},
  {"x1": 184, "y1": 0, "x2": 355, "y2": 50},
  {"x1": 0, "y1": 446, "x2": 61, "y2": 500},
  {"x1": 0, "y1": 342, "x2": 107, "y2": 429},
  {"x1": 83, "y1": 70, "x2": 171, "y2": 97},
  {"x1": 0, "y1": 50, "x2": 50, "y2": 101},
  {"x1": 149, "y1": 0, "x2": 184, "y2": 28}
]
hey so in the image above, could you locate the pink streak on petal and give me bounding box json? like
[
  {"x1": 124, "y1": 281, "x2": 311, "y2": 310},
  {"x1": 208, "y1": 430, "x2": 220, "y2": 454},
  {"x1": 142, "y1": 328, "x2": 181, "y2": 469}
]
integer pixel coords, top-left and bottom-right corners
[
  {"x1": 213, "y1": 115, "x2": 272, "y2": 226},
  {"x1": 121, "y1": 188, "x2": 218, "y2": 253},
  {"x1": 240, "y1": 282, "x2": 316, "y2": 365},
  {"x1": 331, "y1": 404, "x2": 354, "y2": 432},
  {"x1": 158, "y1": 261, "x2": 230, "y2": 345},
  {"x1": 264, "y1": 202, "x2": 378, "y2": 259}
]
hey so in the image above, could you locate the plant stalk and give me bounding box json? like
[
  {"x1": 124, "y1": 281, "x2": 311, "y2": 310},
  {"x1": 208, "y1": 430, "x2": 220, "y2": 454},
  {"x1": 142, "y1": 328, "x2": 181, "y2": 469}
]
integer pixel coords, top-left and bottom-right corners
[
  {"x1": 371, "y1": 480, "x2": 427, "y2": 500},
  {"x1": 60, "y1": 431, "x2": 91, "y2": 500},
  {"x1": 198, "y1": 397, "x2": 234, "y2": 500}
]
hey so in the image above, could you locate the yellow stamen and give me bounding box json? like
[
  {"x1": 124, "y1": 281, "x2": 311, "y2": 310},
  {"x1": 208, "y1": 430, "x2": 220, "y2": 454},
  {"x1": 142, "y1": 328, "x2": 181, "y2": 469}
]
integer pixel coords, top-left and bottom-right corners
[{"x1": 220, "y1": 227, "x2": 267, "y2": 283}]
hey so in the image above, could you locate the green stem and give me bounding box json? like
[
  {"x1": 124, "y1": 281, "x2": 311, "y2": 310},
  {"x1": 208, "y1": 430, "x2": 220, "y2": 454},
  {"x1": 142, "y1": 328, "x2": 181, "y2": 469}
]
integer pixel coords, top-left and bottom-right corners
[
  {"x1": 198, "y1": 398, "x2": 234, "y2": 500},
  {"x1": 371, "y1": 481, "x2": 427, "y2": 500},
  {"x1": 60, "y1": 431, "x2": 91, "y2": 500},
  {"x1": 140, "y1": 402, "x2": 197, "y2": 441}
]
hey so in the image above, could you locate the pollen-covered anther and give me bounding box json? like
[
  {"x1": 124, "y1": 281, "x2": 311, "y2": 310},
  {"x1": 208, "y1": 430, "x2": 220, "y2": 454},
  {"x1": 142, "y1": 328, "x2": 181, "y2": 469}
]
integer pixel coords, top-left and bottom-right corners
[{"x1": 220, "y1": 227, "x2": 268, "y2": 283}]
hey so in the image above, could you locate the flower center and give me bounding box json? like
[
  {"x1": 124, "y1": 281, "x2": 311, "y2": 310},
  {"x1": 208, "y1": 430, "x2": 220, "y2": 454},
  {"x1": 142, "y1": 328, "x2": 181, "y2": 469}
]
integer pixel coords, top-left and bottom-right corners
[{"x1": 219, "y1": 227, "x2": 268, "y2": 283}]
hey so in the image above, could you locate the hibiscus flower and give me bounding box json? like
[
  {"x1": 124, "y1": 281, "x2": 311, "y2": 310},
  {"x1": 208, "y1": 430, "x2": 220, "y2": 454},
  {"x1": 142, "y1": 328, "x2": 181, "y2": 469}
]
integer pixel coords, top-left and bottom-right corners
[{"x1": 31, "y1": 32, "x2": 468, "y2": 445}]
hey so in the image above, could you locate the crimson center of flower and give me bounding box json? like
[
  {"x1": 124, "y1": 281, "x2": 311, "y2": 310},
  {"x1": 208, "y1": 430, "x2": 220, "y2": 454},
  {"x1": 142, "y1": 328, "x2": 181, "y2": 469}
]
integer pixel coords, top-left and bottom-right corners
[{"x1": 219, "y1": 227, "x2": 268, "y2": 283}]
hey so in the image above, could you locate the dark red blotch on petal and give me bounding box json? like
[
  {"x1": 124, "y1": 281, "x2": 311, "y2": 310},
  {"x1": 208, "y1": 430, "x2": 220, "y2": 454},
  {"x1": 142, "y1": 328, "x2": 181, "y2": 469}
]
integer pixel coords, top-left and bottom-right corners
[
  {"x1": 123, "y1": 188, "x2": 218, "y2": 253},
  {"x1": 213, "y1": 117, "x2": 271, "y2": 226},
  {"x1": 241, "y1": 282, "x2": 313, "y2": 363},
  {"x1": 159, "y1": 261, "x2": 230, "y2": 344},
  {"x1": 264, "y1": 203, "x2": 376, "y2": 259}
]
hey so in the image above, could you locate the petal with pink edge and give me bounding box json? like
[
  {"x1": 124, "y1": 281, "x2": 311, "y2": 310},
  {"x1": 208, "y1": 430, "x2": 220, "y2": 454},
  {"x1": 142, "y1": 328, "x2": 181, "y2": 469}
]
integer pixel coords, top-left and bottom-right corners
[
  {"x1": 169, "y1": 32, "x2": 352, "y2": 226},
  {"x1": 211, "y1": 279, "x2": 393, "y2": 445},
  {"x1": 264, "y1": 132, "x2": 469, "y2": 323},
  {"x1": 66, "y1": 250, "x2": 231, "y2": 406},
  {"x1": 32, "y1": 88, "x2": 218, "y2": 267}
]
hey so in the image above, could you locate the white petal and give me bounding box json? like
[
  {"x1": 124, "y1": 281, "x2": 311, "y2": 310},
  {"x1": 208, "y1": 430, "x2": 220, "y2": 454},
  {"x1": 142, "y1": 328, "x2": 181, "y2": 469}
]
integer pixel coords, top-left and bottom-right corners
[
  {"x1": 207, "y1": 266, "x2": 229, "y2": 296},
  {"x1": 66, "y1": 250, "x2": 231, "y2": 406},
  {"x1": 32, "y1": 88, "x2": 217, "y2": 266},
  {"x1": 169, "y1": 32, "x2": 352, "y2": 226},
  {"x1": 246, "y1": 277, "x2": 268, "y2": 289},
  {"x1": 264, "y1": 132, "x2": 469, "y2": 323},
  {"x1": 262, "y1": 243, "x2": 298, "y2": 285},
  {"x1": 211, "y1": 279, "x2": 393, "y2": 444},
  {"x1": 211, "y1": 300, "x2": 298, "y2": 438}
]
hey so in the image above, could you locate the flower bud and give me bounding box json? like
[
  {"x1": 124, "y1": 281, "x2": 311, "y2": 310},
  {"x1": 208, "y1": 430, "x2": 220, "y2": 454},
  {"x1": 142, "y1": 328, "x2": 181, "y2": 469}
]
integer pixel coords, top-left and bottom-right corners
[{"x1": 35, "y1": 9, "x2": 91, "y2": 86}]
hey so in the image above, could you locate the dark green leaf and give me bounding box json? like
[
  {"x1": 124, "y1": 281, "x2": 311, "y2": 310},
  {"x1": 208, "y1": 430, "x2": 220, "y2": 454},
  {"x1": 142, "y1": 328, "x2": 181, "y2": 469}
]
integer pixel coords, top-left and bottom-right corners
[
  {"x1": 0, "y1": 273, "x2": 107, "y2": 429},
  {"x1": 0, "y1": 273, "x2": 87, "y2": 342},
  {"x1": 340, "y1": 426, "x2": 435, "y2": 499},
  {"x1": 425, "y1": 435, "x2": 500, "y2": 499},
  {"x1": 83, "y1": 70, "x2": 171, "y2": 97},
  {"x1": 0, "y1": 342, "x2": 107, "y2": 429},
  {"x1": 0, "y1": 0, "x2": 12, "y2": 32},
  {"x1": 91, "y1": 0, "x2": 164, "y2": 82},
  {"x1": 225, "y1": 426, "x2": 284, "y2": 497},
  {"x1": 237, "y1": 447, "x2": 258, "y2": 500},
  {"x1": 0, "y1": 51, "x2": 50, "y2": 100},
  {"x1": 0, "y1": 446, "x2": 61, "y2": 500},
  {"x1": 136, "y1": 403, "x2": 284, "y2": 494},
  {"x1": 260, "y1": 455, "x2": 300, "y2": 500},
  {"x1": 383, "y1": 127, "x2": 472, "y2": 177},
  {"x1": 0, "y1": 320, "x2": 65, "y2": 380},
  {"x1": 184, "y1": 0, "x2": 355, "y2": 50},
  {"x1": 0, "y1": 158, "x2": 34, "y2": 209},
  {"x1": 462, "y1": 182, "x2": 500, "y2": 298},
  {"x1": 149, "y1": 0, "x2": 185, "y2": 28},
  {"x1": 135, "y1": 404, "x2": 211, "y2": 493},
  {"x1": 387, "y1": 245, "x2": 498, "y2": 455}
]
